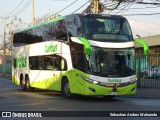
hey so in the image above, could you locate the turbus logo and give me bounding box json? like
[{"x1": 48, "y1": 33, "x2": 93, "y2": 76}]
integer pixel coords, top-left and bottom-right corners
[
  {"x1": 16, "y1": 56, "x2": 27, "y2": 68},
  {"x1": 45, "y1": 44, "x2": 57, "y2": 53}
]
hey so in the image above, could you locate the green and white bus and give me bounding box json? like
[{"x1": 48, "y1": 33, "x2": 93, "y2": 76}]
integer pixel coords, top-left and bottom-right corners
[{"x1": 12, "y1": 14, "x2": 148, "y2": 98}]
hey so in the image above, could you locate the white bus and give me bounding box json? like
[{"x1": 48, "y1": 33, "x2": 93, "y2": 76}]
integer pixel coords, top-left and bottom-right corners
[{"x1": 12, "y1": 14, "x2": 148, "y2": 99}]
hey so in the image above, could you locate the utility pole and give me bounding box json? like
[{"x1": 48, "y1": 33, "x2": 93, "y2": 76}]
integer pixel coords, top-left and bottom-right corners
[
  {"x1": 2, "y1": 18, "x2": 7, "y2": 76},
  {"x1": 93, "y1": 0, "x2": 99, "y2": 14},
  {"x1": 32, "y1": 0, "x2": 35, "y2": 25}
]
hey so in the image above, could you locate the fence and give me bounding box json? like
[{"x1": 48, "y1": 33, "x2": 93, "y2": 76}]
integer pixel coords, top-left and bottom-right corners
[
  {"x1": 0, "y1": 62, "x2": 12, "y2": 75},
  {"x1": 0, "y1": 54, "x2": 12, "y2": 75},
  {"x1": 136, "y1": 53, "x2": 160, "y2": 88}
]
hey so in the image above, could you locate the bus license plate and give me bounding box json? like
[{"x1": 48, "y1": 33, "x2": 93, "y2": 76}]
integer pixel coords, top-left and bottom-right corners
[{"x1": 110, "y1": 92, "x2": 118, "y2": 95}]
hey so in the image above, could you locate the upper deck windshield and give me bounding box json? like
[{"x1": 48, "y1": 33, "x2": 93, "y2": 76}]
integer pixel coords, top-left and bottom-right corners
[{"x1": 83, "y1": 16, "x2": 133, "y2": 42}]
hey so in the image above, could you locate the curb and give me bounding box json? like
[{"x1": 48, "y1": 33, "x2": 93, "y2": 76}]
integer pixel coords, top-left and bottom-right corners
[{"x1": 123, "y1": 88, "x2": 160, "y2": 99}]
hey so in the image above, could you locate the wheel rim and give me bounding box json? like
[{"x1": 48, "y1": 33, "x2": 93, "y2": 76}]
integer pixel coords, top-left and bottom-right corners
[
  {"x1": 26, "y1": 81, "x2": 29, "y2": 89},
  {"x1": 26, "y1": 77, "x2": 30, "y2": 90},
  {"x1": 21, "y1": 79, "x2": 25, "y2": 90}
]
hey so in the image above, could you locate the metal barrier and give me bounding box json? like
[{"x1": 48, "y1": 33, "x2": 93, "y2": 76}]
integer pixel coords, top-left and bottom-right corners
[
  {"x1": 136, "y1": 53, "x2": 160, "y2": 88},
  {"x1": 0, "y1": 53, "x2": 12, "y2": 75},
  {"x1": 0, "y1": 63, "x2": 12, "y2": 75}
]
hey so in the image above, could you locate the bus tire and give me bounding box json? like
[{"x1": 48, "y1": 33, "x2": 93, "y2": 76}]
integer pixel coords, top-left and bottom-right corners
[
  {"x1": 25, "y1": 75, "x2": 35, "y2": 92},
  {"x1": 20, "y1": 75, "x2": 26, "y2": 91},
  {"x1": 62, "y1": 78, "x2": 73, "y2": 98}
]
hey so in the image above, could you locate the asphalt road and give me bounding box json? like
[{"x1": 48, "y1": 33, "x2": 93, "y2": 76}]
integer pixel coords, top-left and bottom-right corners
[{"x1": 0, "y1": 76, "x2": 160, "y2": 120}]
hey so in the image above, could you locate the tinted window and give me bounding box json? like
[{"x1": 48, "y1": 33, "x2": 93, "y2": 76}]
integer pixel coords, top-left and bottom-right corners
[
  {"x1": 55, "y1": 20, "x2": 68, "y2": 40},
  {"x1": 13, "y1": 19, "x2": 68, "y2": 46},
  {"x1": 65, "y1": 15, "x2": 82, "y2": 37},
  {"x1": 13, "y1": 59, "x2": 16, "y2": 68},
  {"x1": 83, "y1": 17, "x2": 133, "y2": 42},
  {"x1": 70, "y1": 41, "x2": 85, "y2": 71},
  {"x1": 29, "y1": 55, "x2": 67, "y2": 71}
]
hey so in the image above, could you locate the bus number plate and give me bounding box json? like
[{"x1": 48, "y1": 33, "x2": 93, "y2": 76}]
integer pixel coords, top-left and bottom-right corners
[{"x1": 110, "y1": 92, "x2": 118, "y2": 95}]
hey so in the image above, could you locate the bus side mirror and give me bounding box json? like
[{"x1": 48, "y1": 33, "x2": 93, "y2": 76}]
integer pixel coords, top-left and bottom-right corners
[
  {"x1": 134, "y1": 39, "x2": 149, "y2": 56},
  {"x1": 77, "y1": 37, "x2": 92, "y2": 56}
]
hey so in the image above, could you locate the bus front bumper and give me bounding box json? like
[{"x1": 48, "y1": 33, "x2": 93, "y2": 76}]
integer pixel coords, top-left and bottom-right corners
[
  {"x1": 73, "y1": 79, "x2": 137, "y2": 96},
  {"x1": 85, "y1": 82, "x2": 136, "y2": 96}
]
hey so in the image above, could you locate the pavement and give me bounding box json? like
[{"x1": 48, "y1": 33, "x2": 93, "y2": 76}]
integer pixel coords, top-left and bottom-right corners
[
  {"x1": 0, "y1": 73, "x2": 12, "y2": 80},
  {"x1": 1, "y1": 73, "x2": 160, "y2": 99},
  {"x1": 124, "y1": 88, "x2": 160, "y2": 99}
]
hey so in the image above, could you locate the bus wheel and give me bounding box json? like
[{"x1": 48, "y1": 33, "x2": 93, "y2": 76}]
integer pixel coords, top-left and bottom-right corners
[
  {"x1": 62, "y1": 78, "x2": 73, "y2": 98},
  {"x1": 20, "y1": 75, "x2": 26, "y2": 91},
  {"x1": 25, "y1": 76, "x2": 35, "y2": 92}
]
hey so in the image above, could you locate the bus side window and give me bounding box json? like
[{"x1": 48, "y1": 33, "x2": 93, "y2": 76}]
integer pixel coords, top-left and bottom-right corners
[
  {"x1": 54, "y1": 58, "x2": 61, "y2": 70},
  {"x1": 29, "y1": 57, "x2": 38, "y2": 70},
  {"x1": 53, "y1": 55, "x2": 67, "y2": 71},
  {"x1": 70, "y1": 41, "x2": 85, "y2": 71},
  {"x1": 44, "y1": 57, "x2": 54, "y2": 70},
  {"x1": 38, "y1": 57, "x2": 44, "y2": 70}
]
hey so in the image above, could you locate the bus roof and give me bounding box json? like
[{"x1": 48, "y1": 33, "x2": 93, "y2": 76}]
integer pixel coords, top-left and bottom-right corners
[
  {"x1": 76, "y1": 13, "x2": 125, "y2": 19},
  {"x1": 14, "y1": 14, "x2": 125, "y2": 34},
  {"x1": 15, "y1": 16, "x2": 65, "y2": 34}
]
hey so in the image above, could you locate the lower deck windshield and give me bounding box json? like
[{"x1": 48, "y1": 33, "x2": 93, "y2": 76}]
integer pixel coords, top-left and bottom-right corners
[
  {"x1": 70, "y1": 41, "x2": 135, "y2": 77},
  {"x1": 86, "y1": 47, "x2": 135, "y2": 77}
]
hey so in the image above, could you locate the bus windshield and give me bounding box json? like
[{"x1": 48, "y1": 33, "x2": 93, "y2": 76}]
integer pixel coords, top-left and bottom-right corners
[
  {"x1": 86, "y1": 47, "x2": 135, "y2": 77},
  {"x1": 83, "y1": 17, "x2": 133, "y2": 42}
]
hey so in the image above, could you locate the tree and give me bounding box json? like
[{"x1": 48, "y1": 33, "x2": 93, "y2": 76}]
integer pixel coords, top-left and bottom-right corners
[
  {"x1": 5, "y1": 16, "x2": 28, "y2": 50},
  {"x1": 83, "y1": 0, "x2": 159, "y2": 14},
  {"x1": 83, "y1": 0, "x2": 125, "y2": 14}
]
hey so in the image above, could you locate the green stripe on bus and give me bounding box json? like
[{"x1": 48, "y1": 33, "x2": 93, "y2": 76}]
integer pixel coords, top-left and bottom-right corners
[
  {"x1": 134, "y1": 39, "x2": 149, "y2": 56},
  {"x1": 77, "y1": 37, "x2": 92, "y2": 55},
  {"x1": 15, "y1": 16, "x2": 65, "y2": 33}
]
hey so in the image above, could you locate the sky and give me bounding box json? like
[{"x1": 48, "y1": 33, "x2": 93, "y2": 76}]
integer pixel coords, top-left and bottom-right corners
[{"x1": 0, "y1": 0, "x2": 160, "y2": 44}]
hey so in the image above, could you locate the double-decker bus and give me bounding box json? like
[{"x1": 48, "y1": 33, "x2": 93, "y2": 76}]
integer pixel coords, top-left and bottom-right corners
[{"x1": 12, "y1": 14, "x2": 148, "y2": 99}]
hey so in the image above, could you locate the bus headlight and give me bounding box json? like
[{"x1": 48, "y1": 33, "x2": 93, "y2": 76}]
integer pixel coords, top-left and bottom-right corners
[
  {"x1": 79, "y1": 75, "x2": 99, "y2": 84},
  {"x1": 128, "y1": 78, "x2": 136, "y2": 84}
]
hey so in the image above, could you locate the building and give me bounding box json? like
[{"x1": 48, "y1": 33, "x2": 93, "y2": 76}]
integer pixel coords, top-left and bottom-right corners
[
  {"x1": 135, "y1": 35, "x2": 160, "y2": 54},
  {"x1": 135, "y1": 34, "x2": 160, "y2": 66}
]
